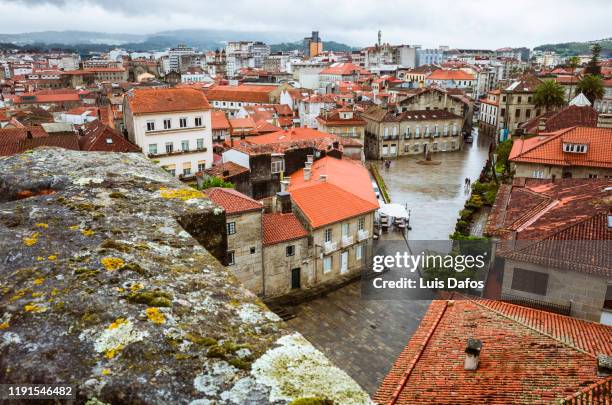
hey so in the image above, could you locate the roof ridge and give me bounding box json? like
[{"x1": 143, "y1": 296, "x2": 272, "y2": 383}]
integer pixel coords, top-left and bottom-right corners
[
  {"x1": 387, "y1": 300, "x2": 449, "y2": 405},
  {"x1": 468, "y1": 298, "x2": 597, "y2": 359},
  {"x1": 562, "y1": 375, "x2": 612, "y2": 402}
]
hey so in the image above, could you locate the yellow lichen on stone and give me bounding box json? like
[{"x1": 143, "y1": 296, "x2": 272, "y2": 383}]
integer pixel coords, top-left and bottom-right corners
[
  {"x1": 24, "y1": 303, "x2": 47, "y2": 313},
  {"x1": 101, "y1": 257, "x2": 124, "y2": 271},
  {"x1": 33, "y1": 278, "x2": 45, "y2": 285},
  {"x1": 104, "y1": 345, "x2": 123, "y2": 359},
  {"x1": 108, "y1": 318, "x2": 127, "y2": 330},
  {"x1": 35, "y1": 223, "x2": 49, "y2": 229},
  {"x1": 48, "y1": 255, "x2": 57, "y2": 261},
  {"x1": 145, "y1": 307, "x2": 166, "y2": 324},
  {"x1": 130, "y1": 283, "x2": 143, "y2": 292},
  {"x1": 51, "y1": 288, "x2": 59, "y2": 296},
  {"x1": 36, "y1": 256, "x2": 44, "y2": 261},
  {"x1": 159, "y1": 188, "x2": 203, "y2": 201},
  {"x1": 23, "y1": 232, "x2": 40, "y2": 246},
  {"x1": 0, "y1": 321, "x2": 9, "y2": 329},
  {"x1": 101, "y1": 368, "x2": 111, "y2": 376},
  {"x1": 82, "y1": 229, "x2": 95, "y2": 237},
  {"x1": 69, "y1": 225, "x2": 79, "y2": 230},
  {"x1": 31, "y1": 292, "x2": 43, "y2": 298}
]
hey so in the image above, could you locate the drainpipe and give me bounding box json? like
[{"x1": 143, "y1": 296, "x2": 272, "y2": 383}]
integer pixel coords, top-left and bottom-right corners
[{"x1": 260, "y1": 208, "x2": 266, "y2": 297}]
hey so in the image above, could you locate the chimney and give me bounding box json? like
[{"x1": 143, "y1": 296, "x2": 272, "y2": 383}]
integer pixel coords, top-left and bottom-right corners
[
  {"x1": 597, "y1": 354, "x2": 612, "y2": 376},
  {"x1": 319, "y1": 174, "x2": 327, "y2": 182},
  {"x1": 276, "y1": 191, "x2": 292, "y2": 214},
  {"x1": 464, "y1": 338, "x2": 482, "y2": 371},
  {"x1": 280, "y1": 179, "x2": 290, "y2": 192},
  {"x1": 304, "y1": 167, "x2": 311, "y2": 181},
  {"x1": 306, "y1": 154, "x2": 314, "y2": 164}
]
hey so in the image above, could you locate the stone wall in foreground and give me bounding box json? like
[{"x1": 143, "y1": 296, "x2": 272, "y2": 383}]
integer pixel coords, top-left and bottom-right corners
[{"x1": 0, "y1": 148, "x2": 372, "y2": 405}]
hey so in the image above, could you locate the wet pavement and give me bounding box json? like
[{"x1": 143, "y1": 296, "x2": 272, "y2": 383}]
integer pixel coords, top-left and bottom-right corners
[
  {"x1": 378, "y1": 132, "x2": 492, "y2": 240},
  {"x1": 287, "y1": 132, "x2": 493, "y2": 395}
]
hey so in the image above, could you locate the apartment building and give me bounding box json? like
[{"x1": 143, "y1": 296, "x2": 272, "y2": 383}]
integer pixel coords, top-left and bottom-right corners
[
  {"x1": 362, "y1": 106, "x2": 463, "y2": 159},
  {"x1": 478, "y1": 89, "x2": 500, "y2": 135},
  {"x1": 288, "y1": 156, "x2": 378, "y2": 283},
  {"x1": 205, "y1": 83, "x2": 292, "y2": 118},
  {"x1": 498, "y1": 74, "x2": 542, "y2": 134},
  {"x1": 225, "y1": 41, "x2": 271, "y2": 77},
  {"x1": 316, "y1": 107, "x2": 366, "y2": 144},
  {"x1": 123, "y1": 87, "x2": 213, "y2": 178}
]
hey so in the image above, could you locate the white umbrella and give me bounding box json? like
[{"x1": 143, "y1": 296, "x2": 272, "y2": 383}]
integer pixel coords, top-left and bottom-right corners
[{"x1": 378, "y1": 203, "x2": 409, "y2": 218}]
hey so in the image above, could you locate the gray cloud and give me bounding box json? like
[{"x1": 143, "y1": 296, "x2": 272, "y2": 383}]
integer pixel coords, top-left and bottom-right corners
[{"x1": 3, "y1": 0, "x2": 612, "y2": 48}]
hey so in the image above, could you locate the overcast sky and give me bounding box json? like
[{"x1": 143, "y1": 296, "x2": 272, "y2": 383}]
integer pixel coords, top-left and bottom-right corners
[{"x1": 2, "y1": 0, "x2": 611, "y2": 48}]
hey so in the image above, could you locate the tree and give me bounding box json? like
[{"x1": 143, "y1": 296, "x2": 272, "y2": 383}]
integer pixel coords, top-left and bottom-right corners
[
  {"x1": 533, "y1": 80, "x2": 566, "y2": 112},
  {"x1": 576, "y1": 74, "x2": 605, "y2": 104},
  {"x1": 566, "y1": 56, "x2": 580, "y2": 70},
  {"x1": 584, "y1": 43, "x2": 602, "y2": 76}
]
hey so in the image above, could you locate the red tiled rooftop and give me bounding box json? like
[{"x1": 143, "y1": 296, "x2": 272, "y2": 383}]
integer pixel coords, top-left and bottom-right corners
[
  {"x1": 375, "y1": 299, "x2": 612, "y2": 405},
  {"x1": 509, "y1": 126, "x2": 612, "y2": 168},
  {"x1": 427, "y1": 69, "x2": 475, "y2": 81},
  {"x1": 127, "y1": 87, "x2": 211, "y2": 114},
  {"x1": 288, "y1": 156, "x2": 378, "y2": 228},
  {"x1": 207, "y1": 187, "x2": 262, "y2": 215},
  {"x1": 205, "y1": 84, "x2": 278, "y2": 103},
  {"x1": 262, "y1": 213, "x2": 308, "y2": 246},
  {"x1": 211, "y1": 111, "x2": 230, "y2": 130},
  {"x1": 320, "y1": 63, "x2": 371, "y2": 76},
  {"x1": 245, "y1": 127, "x2": 337, "y2": 145}
]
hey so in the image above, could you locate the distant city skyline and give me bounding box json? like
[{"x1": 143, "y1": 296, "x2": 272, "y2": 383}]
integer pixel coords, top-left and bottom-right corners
[{"x1": 2, "y1": 0, "x2": 611, "y2": 49}]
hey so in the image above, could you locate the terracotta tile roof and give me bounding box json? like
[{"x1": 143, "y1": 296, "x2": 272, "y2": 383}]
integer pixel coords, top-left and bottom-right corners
[
  {"x1": 207, "y1": 187, "x2": 262, "y2": 215},
  {"x1": 13, "y1": 92, "x2": 81, "y2": 104},
  {"x1": 288, "y1": 156, "x2": 378, "y2": 228},
  {"x1": 77, "y1": 120, "x2": 140, "y2": 153},
  {"x1": 320, "y1": 63, "x2": 371, "y2": 76},
  {"x1": 520, "y1": 106, "x2": 598, "y2": 134},
  {"x1": 204, "y1": 161, "x2": 249, "y2": 178},
  {"x1": 427, "y1": 69, "x2": 475, "y2": 81},
  {"x1": 127, "y1": 87, "x2": 211, "y2": 114},
  {"x1": 316, "y1": 109, "x2": 366, "y2": 126},
  {"x1": 486, "y1": 178, "x2": 611, "y2": 241},
  {"x1": 509, "y1": 127, "x2": 612, "y2": 168},
  {"x1": 245, "y1": 127, "x2": 337, "y2": 145},
  {"x1": 262, "y1": 213, "x2": 308, "y2": 246},
  {"x1": 375, "y1": 299, "x2": 612, "y2": 405},
  {"x1": 211, "y1": 110, "x2": 230, "y2": 130},
  {"x1": 504, "y1": 74, "x2": 542, "y2": 93},
  {"x1": 205, "y1": 84, "x2": 278, "y2": 104}
]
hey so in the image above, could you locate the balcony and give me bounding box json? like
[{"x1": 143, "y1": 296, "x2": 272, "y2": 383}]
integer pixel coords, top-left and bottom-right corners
[
  {"x1": 148, "y1": 147, "x2": 208, "y2": 159},
  {"x1": 382, "y1": 134, "x2": 399, "y2": 140},
  {"x1": 324, "y1": 241, "x2": 338, "y2": 254},
  {"x1": 358, "y1": 229, "x2": 369, "y2": 241},
  {"x1": 341, "y1": 235, "x2": 354, "y2": 248}
]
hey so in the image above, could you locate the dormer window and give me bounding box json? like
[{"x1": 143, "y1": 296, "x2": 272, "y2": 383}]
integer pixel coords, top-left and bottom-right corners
[{"x1": 563, "y1": 143, "x2": 588, "y2": 153}]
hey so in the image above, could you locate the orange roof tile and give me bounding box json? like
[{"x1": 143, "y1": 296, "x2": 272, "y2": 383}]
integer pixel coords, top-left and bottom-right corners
[
  {"x1": 288, "y1": 156, "x2": 378, "y2": 228},
  {"x1": 375, "y1": 299, "x2": 612, "y2": 405},
  {"x1": 320, "y1": 63, "x2": 371, "y2": 76},
  {"x1": 211, "y1": 110, "x2": 230, "y2": 130},
  {"x1": 127, "y1": 87, "x2": 211, "y2": 114},
  {"x1": 207, "y1": 187, "x2": 262, "y2": 215},
  {"x1": 205, "y1": 84, "x2": 278, "y2": 104},
  {"x1": 427, "y1": 69, "x2": 476, "y2": 81},
  {"x1": 262, "y1": 213, "x2": 308, "y2": 246},
  {"x1": 509, "y1": 127, "x2": 612, "y2": 168}
]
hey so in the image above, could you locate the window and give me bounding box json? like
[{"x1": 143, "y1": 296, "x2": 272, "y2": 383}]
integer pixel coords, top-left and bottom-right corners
[
  {"x1": 528, "y1": 96, "x2": 532, "y2": 103},
  {"x1": 148, "y1": 144, "x2": 158, "y2": 155},
  {"x1": 515, "y1": 108, "x2": 521, "y2": 118},
  {"x1": 198, "y1": 162, "x2": 206, "y2": 172},
  {"x1": 227, "y1": 251, "x2": 235, "y2": 266},
  {"x1": 165, "y1": 142, "x2": 173, "y2": 154},
  {"x1": 342, "y1": 223, "x2": 349, "y2": 237},
  {"x1": 163, "y1": 167, "x2": 175, "y2": 177},
  {"x1": 502, "y1": 96, "x2": 506, "y2": 102},
  {"x1": 163, "y1": 119, "x2": 171, "y2": 130},
  {"x1": 511, "y1": 268, "x2": 548, "y2": 296},
  {"x1": 183, "y1": 167, "x2": 191, "y2": 176},
  {"x1": 195, "y1": 117, "x2": 202, "y2": 127},
  {"x1": 415, "y1": 126, "x2": 421, "y2": 138},
  {"x1": 588, "y1": 174, "x2": 598, "y2": 179},
  {"x1": 323, "y1": 256, "x2": 332, "y2": 273},
  {"x1": 324, "y1": 228, "x2": 332, "y2": 243},
  {"x1": 146, "y1": 121, "x2": 155, "y2": 131},
  {"x1": 179, "y1": 117, "x2": 187, "y2": 128},
  {"x1": 358, "y1": 217, "x2": 365, "y2": 231},
  {"x1": 525, "y1": 109, "x2": 531, "y2": 119},
  {"x1": 532, "y1": 170, "x2": 544, "y2": 179},
  {"x1": 197, "y1": 138, "x2": 204, "y2": 150},
  {"x1": 250, "y1": 247, "x2": 256, "y2": 254},
  {"x1": 227, "y1": 222, "x2": 236, "y2": 235},
  {"x1": 355, "y1": 244, "x2": 363, "y2": 260},
  {"x1": 271, "y1": 159, "x2": 285, "y2": 174},
  {"x1": 500, "y1": 108, "x2": 506, "y2": 117},
  {"x1": 286, "y1": 245, "x2": 295, "y2": 257},
  {"x1": 413, "y1": 143, "x2": 420, "y2": 152},
  {"x1": 517, "y1": 96, "x2": 522, "y2": 103}
]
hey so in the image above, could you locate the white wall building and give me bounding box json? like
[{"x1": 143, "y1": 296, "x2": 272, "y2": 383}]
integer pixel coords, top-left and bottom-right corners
[{"x1": 124, "y1": 87, "x2": 213, "y2": 178}]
